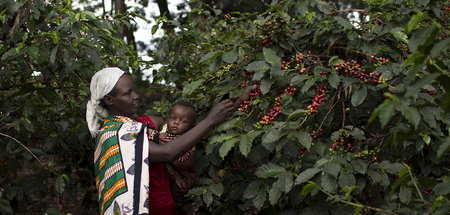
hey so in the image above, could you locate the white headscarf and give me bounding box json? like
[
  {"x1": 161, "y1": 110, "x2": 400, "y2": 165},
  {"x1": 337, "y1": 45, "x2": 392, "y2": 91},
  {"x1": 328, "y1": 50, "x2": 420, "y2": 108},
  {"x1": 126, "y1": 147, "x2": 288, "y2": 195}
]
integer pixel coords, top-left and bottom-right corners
[{"x1": 86, "y1": 67, "x2": 125, "y2": 137}]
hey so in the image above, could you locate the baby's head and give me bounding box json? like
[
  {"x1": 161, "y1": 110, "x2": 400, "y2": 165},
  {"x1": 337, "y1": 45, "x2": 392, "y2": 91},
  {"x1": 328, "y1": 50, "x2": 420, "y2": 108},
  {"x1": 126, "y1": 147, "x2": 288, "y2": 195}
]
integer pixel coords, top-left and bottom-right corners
[{"x1": 166, "y1": 101, "x2": 197, "y2": 135}]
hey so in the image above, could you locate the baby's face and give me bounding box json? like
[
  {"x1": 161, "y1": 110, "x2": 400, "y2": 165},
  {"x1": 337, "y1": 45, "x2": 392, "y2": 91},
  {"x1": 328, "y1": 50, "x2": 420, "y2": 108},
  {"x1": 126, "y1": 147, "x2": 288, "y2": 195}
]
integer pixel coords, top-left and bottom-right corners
[{"x1": 166, "y1": 105, "x2": 196, "y2": 135}]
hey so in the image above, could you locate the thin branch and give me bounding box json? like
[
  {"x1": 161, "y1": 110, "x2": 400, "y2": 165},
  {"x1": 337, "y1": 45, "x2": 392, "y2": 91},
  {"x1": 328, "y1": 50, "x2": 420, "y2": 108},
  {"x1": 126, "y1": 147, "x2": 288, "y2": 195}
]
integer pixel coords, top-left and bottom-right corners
[
  {"x1": 0, "y1": 132, "x2": 58, "y2": 176},
  {"x1": 311, "y1": 181, "x2": 399, "y2": 215},
  {"x1": 334, "y1": 9, "x2": 366, "y2": 14},
  {"x1": 402, "y1": 162, "x2": 431, "y2": 205}
]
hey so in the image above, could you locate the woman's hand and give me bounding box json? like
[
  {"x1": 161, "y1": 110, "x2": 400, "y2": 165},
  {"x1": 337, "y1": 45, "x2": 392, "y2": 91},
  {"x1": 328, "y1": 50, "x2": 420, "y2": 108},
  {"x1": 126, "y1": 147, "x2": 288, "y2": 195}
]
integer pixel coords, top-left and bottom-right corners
[
  {"x1": 233, "y1": 84, "x2": 258, "y2": 110},
  {"x1": 205, "y1": 99, "x2": 235, "y2": 125}
]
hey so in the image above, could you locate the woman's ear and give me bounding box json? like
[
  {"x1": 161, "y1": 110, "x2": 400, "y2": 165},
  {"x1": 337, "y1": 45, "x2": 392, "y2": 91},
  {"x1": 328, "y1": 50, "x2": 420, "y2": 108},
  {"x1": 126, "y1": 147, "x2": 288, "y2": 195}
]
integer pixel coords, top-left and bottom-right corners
[{"x1": 103, "y1": 95, "x2": 114, "y2": 107}]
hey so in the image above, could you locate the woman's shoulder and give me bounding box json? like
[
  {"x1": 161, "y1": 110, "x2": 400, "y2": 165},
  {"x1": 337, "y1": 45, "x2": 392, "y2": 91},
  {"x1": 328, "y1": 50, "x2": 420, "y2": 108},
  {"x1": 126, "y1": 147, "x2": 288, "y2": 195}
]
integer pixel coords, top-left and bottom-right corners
[
  {"x1": 148, "y1": 115, "x2": 165, "y2": 130},
  {"x1": 134, "y1": 114, "x2": 165, "y2": 131}
]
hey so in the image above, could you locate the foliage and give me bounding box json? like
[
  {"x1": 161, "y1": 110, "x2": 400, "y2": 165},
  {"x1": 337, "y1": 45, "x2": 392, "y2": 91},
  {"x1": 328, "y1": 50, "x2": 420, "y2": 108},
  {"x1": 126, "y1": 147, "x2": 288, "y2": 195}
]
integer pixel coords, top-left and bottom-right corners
[
  {"x1": 153, "y1": 0, "x2": 450, "y2": 214},
  {"x1": 0, "y1": 0, "x2": 140, "y2": 214}
]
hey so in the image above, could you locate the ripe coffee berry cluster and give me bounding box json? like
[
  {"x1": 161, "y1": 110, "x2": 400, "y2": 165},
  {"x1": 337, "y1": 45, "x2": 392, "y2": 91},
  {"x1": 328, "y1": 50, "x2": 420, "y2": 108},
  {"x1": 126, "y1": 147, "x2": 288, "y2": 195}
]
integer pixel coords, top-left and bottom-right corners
[
  {"x1": 254, "y1": 84, "x2": 297, "y2": 128},
  {"x1": 309, "y1": 128, "x2": 323, "y2": 140},
  {"x1": 298, "y1": 147, "x2": 308, "y2": 155},
  {"x1": 261, "y1": 36, "x2": 273, "y2": 47},
  {"x1": 239, "y1": 85, "x2": 261, "y2": 113},
  {"x1": 421, "y1": 89, "x2": 437, "y2": 95},
  {"x1": 306, "y1": 84, "x2": 327, "y2": 114},
  {"x1": 280, "y1": 54, "x2": 305, "y2": 72},
  {"x1": 334, "y1": 60, "x2": 383, "y2": 85},
  {"x1": 354, "y1": 148, "x2": 380, "y2": 161},
  {"x1": 259, "y1": 16, "x2": 287, "y2": 47},
  {"x1": 329, "y1": 138, "x2": 355, "y2": 153},
  {"x1": 370, "y1": 54, "x2": 390, "y2": 67}
]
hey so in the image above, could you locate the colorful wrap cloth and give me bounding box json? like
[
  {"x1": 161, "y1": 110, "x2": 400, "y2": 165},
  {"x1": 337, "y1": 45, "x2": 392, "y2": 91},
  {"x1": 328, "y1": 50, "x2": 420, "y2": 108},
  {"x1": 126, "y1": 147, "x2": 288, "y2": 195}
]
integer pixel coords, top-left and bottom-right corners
[{"x1": 94, "y1": 115, "x2": 150, "y2": 215}]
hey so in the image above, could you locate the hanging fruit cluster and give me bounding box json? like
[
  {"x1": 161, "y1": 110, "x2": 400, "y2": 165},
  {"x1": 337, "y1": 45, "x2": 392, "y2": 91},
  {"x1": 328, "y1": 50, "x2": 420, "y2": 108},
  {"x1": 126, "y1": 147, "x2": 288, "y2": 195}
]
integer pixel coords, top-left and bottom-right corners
[
  {"x1": 333, "y1": 60, "x2": 385, "y2": 85},
  {"x1": 254, "y1": 84, "x2": 296, "y2": 128},
  {"x1": 354, "y1": 148, "x2": 380, "y2": 161},
  {"x1": 238, "y1": 84, "x2": 261, "y2": 114},
  {"x1": 370, "y1": 54, "x2": 390, "y2": 67},
  {"x1": 281, "y1": 54, "x2": 306, "y2": 71},
  {"x1": 306, "y1": 84, "x2": 328, "y2": 114},
  {"x1": 329, "y1": 138, "x2": 356, "y2": 153},
  {"x1": 259, "y1": 16, "x2": 288, "y2": 47},
  {"x1": 421, "y1": 89, "x2": 437, "y2": 95}
]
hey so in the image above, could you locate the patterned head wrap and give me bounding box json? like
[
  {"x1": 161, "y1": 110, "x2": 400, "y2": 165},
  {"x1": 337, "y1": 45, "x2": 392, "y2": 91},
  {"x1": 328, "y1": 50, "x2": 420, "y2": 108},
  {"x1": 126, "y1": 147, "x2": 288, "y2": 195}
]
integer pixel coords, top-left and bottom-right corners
[{"x1": 86, "y1": 67, "x2": 125, "y2": 137}]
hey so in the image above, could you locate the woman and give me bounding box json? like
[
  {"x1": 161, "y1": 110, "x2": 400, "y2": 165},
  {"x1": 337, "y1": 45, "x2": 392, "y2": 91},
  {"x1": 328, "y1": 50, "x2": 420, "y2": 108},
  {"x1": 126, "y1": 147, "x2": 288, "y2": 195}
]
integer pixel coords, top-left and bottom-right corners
[{"x1": 86, "y1": 67, "x2": 249, "y2": 215}]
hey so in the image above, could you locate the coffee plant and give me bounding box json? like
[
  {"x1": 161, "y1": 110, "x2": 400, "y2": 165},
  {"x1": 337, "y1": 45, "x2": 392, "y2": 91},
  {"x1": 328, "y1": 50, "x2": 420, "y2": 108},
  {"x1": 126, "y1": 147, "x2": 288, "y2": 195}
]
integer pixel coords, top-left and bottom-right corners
[{"x1": 152, "y1": 0, "x2": 450, "y2": 214}]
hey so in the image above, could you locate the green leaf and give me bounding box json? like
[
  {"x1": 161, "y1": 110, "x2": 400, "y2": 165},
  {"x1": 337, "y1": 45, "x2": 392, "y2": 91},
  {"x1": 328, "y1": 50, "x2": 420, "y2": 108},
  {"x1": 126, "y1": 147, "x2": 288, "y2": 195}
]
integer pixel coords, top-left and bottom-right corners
[
  {"x1": 370, "y1": 98, "x2": 396, "y2": 128},
  {"x1": 182, "y1": 79, "x2": 205, "y2": 95},
  {"x1": 291, "y1": 75, "x2": 309, "y2": 85},
  {"x1": 321, "y1": 174, "x2": 338, "y2": 192},
  {"x1": 408, "y1": 25, "x2": 438, "y2": 53},
  {"x1": 391, "y1": 31, "x2": 408, "y2": 44},
  {"x1": 287, "y1": 109, "x2": 306, "y2": 120},
  {"x1": 277, "y1": 171, "x2": 294, "y2": 193},
  {"x1": 255, "y1": 163, "x2": 286, "y2": 179},
  {"x1": 216, "y1": 118, "x2": 239, "y2": 131},
  {"x1": 379, "y1": 161, "x2": 404, "y2": 174},
  {"x1": 219, "y1": 137, "x2": 239, "y2": 159},
  {"x1": 349, "y1": 127, "x2": 365, "y2": 140},
  {"x1": 245, "y1": 61, "x2": 270, "y2": 72},
  {"x1": 262, "y1": 129, "x2": 282, "y2": 145},
  {"x1": 437, "y1": 137, "x2": 450, "y2": 159},
  {"x1": 243, "y1": 181, "x2": 263, "y2": 199},
  {"x1": 433, "y1": 182, "x2": 450, "y2": 195},
  {"x1": 222, "y1": 49, "x2": 238, "y2": 63},
  {"x1": 351, "y1": 85, "x2": 367, "y2": 107},
  {"x1": 50, "y1": 46, "x2": 58, "y2": 65},
  {"x1": 430, "y1": 38, "x2": 450, "y2": 58},
  {"x1": 405, "y1": 73, "x2": 440, "y2": 98},
  {"x1": 351, "y1": 160, "x2": 368, "y2": 174},
  {"x1": 297, "y1": 131, "x2": 312, "y2": 149},
  {"x1": 199, "y1": 51, "x2": 219, "y2": 63},
  {"x1": 253, "y1": 188, "x2": 266, "y2": 209},
  {"x1": 260, "y1": 79, "x2": 274, "y2": 95},
  {"x1": 335, "y1": 16, "x2": 353, "y2": 29},
  {"x1": 209, "y1": 182, "x2": 224, "y2": 197},
  {"x1": 55, "y1": 175, "x2": 65, "y2": 194},
  {"x1": 324, "y1": 163, "x2": 341, "y2": 178},
  {"x1": 405, "y1": 12, "x2": 428, "y2": 33},
  {"x1": 268, "y1": 182, "x2": 282, "y2": 205},
  {"x1": 399, "y1": 186, "x2": 412, "y2": 204},
  {"x1": 328, "y1": 73, "x2": 340, "y2": 88},
  {"x1": 301, "y1": 78, "x2": 316, "y2": 93},
  {"x1": 295, "y1": 168, "x2": 321, "y2": 185},
  {"x1": 239, "y1": 131, "x2": 263, "y2": 157},
  {"x1": 263, "y1": 48, "x2": 281, "y2": 66},
  {"x1": 338, "y1": 173, "x2": 356, "y2": 188},
  {"x1": 401, "y1": 106, "x2": 421, "y2": 129},
  {"x1": 151, "y1": 24, "x2": 159, "y2": 35},
  {"x1": 203, "y1": 191, "x2": 213, "y2": 206}
]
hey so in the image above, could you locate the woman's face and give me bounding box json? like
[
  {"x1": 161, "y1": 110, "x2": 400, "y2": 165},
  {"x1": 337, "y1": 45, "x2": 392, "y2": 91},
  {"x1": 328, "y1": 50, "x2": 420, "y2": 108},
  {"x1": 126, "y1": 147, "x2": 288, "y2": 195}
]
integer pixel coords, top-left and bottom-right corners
[
  {"x1": 104, "y1": 74, "x2": 139, "y2": 117},
  {"x1": 166, "y1": 105, "x2": 196, "y2": 135}
]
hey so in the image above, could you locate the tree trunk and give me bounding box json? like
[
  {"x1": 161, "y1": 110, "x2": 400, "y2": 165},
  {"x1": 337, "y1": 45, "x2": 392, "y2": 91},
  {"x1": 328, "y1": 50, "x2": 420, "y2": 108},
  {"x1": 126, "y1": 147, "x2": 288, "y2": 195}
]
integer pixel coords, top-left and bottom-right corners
[
  {"x1": 155, "y1": 0, "x2": 174, "y2": 33},
  {"x1": 114, "y1": 0, "x2": 136, "y2": 48}
]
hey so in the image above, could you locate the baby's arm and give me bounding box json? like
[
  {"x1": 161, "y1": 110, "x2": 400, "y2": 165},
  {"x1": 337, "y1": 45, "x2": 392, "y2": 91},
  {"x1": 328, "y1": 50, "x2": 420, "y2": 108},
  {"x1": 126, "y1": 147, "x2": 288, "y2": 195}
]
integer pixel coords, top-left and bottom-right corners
[{"x1": 171, "y1": 149, "x2": 195, "y2": 170}]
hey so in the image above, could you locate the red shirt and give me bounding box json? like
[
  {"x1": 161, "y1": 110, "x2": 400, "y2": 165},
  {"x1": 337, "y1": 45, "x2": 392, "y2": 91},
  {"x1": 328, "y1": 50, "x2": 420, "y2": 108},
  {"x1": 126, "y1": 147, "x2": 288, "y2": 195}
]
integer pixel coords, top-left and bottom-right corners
[{"x1": 134, "y1": 115, "x2": 180, "y2": 215}]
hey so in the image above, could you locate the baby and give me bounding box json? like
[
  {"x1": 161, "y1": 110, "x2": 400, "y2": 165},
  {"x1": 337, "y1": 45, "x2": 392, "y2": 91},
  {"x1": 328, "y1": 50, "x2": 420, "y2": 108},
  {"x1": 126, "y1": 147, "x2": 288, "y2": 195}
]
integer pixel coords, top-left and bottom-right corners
[{"x1": 159, "y1": 101, "x2": 198, "y2": 214}]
